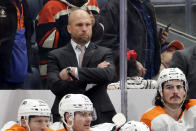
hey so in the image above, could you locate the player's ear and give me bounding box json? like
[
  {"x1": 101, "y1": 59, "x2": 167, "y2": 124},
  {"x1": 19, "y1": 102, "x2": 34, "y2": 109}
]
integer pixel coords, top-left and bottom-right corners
[{"x1": 21, "y1": 118, "x2": 27, "y2": 127}]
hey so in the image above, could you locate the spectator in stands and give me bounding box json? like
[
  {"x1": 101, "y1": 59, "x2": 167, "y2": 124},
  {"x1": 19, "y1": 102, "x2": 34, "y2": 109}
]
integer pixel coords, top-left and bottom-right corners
[
  {"x1": 159, "y1": 40, "x2": 184, "y2": 73},
  {"x1": 107, "y1": 50, "x2": 158, "y2": 90},
  {"x1": 36, "y1": 0, "x2": 103, "y2": 88},
  {"x1": 26, "y1": 0, "x2": 44, "y2": 20},
  {"x1": 140, "y1": 68, "x2": 196, "y2": 130},
  {"x1": 23, "y1": 0, "x2": 44, "y2": 89},
  {"x1": 47, "y1": 9, "x2": 116, "y2": 125},
  {"x1": 170, "y1": 45, "x2": 196, "y2": 99},
  {"x1": 0, "y1": 0, "x2": 34, "y2": 89},
  {"x1": 97, "y1": 0, "x2": 169, "y2": 79},
  {"x1": 1, "y1": 99, "x2": 53, "y2": 131}
]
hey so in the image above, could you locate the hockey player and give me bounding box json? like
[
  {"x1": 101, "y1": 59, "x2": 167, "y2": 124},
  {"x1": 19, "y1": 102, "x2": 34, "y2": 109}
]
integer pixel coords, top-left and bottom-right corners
[
  {"x1": 50, "y1": 94, "x2": 150, "y2": 131},
  {"x1": 50, "y1": 94, "x2": 95, "y2": 131},
  {"x1": 140, "y1": 68, "x2": 196, "y2": 130},
  {"x1": 1, "y1": 99, "x2": 53, "y2": 131}
]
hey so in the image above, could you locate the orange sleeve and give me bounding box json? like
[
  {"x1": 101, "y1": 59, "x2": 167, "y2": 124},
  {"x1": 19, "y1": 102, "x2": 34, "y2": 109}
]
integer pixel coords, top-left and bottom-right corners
[
  {"x1": 185, "y1": 99, "x2": 196, "y2": 110},
  {"x1": 140, "y1": 106, "x2": 167, "y2": 130},
  {"x1": 5, "y1": 126, "x2": 26, "y2": 131},
  {"x1": 140, "y1": 115, "x2": 152, "y2": 130},
  {"x1": 37, "y1": 1, "x2": 68, "y2": 25}
]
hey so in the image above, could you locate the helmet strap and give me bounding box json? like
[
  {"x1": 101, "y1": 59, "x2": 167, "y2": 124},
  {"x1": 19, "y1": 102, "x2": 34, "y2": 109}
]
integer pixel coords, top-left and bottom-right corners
[
  {"x1": 24, "y1": 118, "x2": 31, "y2": 131},
  {"x1": 62, "y1": 119, "x2": 74, "y2": 131},
  {"x1": 62, "y1": 112, "x2": 74, "y2": 131}
]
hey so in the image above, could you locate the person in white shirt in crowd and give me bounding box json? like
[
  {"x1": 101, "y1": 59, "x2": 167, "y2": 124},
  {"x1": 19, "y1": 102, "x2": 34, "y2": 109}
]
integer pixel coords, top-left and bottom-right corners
[{"x1": 140, "y1": 68, "x2": 196, "y2": 131}]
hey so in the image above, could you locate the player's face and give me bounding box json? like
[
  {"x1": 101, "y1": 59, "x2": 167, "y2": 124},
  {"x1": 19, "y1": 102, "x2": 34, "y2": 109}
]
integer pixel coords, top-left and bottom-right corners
[
  {"x1": 72, "y1": 111, "x2": 92, "y2": 131},
  {"x1": 162, "y1": 80, "x2": 186, "y2": 108},
  {"x1": 28, "y1": 116, "x2": 50, "y2": 131}
]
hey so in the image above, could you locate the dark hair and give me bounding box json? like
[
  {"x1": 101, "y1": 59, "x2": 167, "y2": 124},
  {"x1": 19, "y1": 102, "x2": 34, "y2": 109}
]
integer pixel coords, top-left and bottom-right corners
[
  {"x1": 61, "y1": 112, "x2": 71, "y2": 130},
  {"x1": 28, "y1": 115, "x2": 50, "y2": 122},
  {"x1": 114, "y1": 53, "x2": 139, "y2": 77},
  {"x1": 28, "y1": 115, "x2": 37, "y2": 122},
  {"x1": 20, "y1": 115, "x2": 39, "y2": 123}
]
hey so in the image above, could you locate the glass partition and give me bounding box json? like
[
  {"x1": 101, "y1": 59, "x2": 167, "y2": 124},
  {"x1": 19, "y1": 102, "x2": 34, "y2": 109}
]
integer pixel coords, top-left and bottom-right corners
[{"x1": 152, "y1": 0, "x2": 196, "y2": 37}]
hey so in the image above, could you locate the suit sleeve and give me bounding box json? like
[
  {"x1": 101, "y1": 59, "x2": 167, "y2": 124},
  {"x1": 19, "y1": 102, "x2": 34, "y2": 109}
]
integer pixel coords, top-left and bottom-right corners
[
  {"x1": 47, "y1": 52, "x2": 86, "y2": 96},
  {"x1": 78, "y1": 48, "x2": 115, "y2": 84}
]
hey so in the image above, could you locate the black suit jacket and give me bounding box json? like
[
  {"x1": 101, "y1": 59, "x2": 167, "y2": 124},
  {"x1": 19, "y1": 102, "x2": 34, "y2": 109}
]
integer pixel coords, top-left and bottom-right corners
[
  {"x1": 170, "y1": 45, "x2": 196, "y2": 98},
  {"x1": 47, "y1": 42, "x2": 116, "y2": 125}
]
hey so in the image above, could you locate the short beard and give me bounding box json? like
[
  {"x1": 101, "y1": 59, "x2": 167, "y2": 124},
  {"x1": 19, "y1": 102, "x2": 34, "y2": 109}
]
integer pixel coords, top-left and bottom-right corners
[{"x1": 73, "y1": 36, "x2": 90, "y2": 45}]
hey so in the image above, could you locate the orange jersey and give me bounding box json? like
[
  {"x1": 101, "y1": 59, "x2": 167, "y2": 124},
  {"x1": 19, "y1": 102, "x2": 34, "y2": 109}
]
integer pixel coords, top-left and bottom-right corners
[
  {"x1": 11, "y1": 2, "x2": 25, "y2": 30},
  {"x1": 1, "y1": 121, "x2": 54, "y2": 131},
  {"x1": 140, "y1": 99, "x2": 196, "y2": 131}
]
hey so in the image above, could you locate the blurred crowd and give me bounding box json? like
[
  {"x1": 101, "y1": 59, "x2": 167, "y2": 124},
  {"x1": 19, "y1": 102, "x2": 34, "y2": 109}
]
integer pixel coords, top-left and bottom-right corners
[{"x1": 0, "y1": 0, "x2": 196, "y2": 130}]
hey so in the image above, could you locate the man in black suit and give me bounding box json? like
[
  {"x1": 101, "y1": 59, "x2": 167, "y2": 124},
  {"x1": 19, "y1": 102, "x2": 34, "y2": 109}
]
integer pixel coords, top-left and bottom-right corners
[{"x1": 47, "y1": 8, "x2": 116, "y2": 125}]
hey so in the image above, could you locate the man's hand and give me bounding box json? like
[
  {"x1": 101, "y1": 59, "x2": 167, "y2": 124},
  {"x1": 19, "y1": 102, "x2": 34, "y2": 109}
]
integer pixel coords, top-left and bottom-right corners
[
  {"x1": 59, "y1": 68, "x2": 73, "y2": 81},
  {"x1": 97, "y1": 61, "x2": 110, "y2": 68},
  {"x1": 159, "y1": 27, "x2": 170, "y2": 45},
  {"x1": 136, "y1": 61, "x2": 146, "y2": 77}
]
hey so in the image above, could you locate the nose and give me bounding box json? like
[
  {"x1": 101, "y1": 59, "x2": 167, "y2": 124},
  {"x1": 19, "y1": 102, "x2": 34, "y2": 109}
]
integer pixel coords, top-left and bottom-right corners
[
  {"x1": 40, "y1": 124, "x2": 47, "y2": 131},
  {"x1": 81, "y1": 25, "x2": 86, "y2": 31},
  {"x1": 86, "y1": 116, "x2": 92, "y2": 123},
  {"x1": 83, "y1": 24, "x2": 90, "y2": 32},
  {"x1": 172, "y1": 86, "x2": 179, "y2": 94}
]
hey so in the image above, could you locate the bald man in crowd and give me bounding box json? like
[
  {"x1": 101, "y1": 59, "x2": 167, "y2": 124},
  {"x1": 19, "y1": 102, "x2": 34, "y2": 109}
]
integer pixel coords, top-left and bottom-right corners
[{"x1": 47, "y1": 9, "x2": 116, "y2": 125}]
